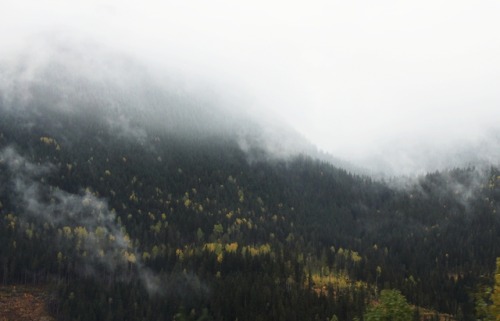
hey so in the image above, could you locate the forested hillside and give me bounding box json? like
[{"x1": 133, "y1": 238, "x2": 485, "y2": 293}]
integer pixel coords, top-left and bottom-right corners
[{"x1": 1, "y1": 104, "x2": 500, "y2": 321}]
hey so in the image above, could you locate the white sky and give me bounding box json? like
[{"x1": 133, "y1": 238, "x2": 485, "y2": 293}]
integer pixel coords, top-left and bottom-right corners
[{"x1": 2, "y1": 0, "x2": 500, "y2": 172}]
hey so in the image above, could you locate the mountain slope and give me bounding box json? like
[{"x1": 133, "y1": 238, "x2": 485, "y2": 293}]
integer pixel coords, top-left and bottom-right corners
[
  {"x1": 0, "y1": 47, "x2": 499, "y2": 320},
  {"x1": 1, "y1": 103, "x2": 499, "y2": 320}
]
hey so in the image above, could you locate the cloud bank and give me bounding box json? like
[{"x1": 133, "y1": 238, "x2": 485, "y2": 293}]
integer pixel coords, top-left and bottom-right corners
[{"x1": 1, "y1": 0, "x2": 500, "y2": 174}]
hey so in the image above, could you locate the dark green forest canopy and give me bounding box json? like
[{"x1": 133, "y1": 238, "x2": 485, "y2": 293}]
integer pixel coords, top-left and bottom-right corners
[{"x1": 0, "y1": 107, "x2": 499, "y2": 321}]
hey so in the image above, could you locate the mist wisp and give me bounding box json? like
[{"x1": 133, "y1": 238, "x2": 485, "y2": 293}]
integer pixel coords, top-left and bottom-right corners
[{"x1": 0, "y1": 146, "x2": 162, "y2": 295}]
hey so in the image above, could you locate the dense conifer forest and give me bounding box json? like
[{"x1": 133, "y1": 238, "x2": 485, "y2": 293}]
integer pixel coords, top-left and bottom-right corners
[{"x1": 1, "y1": 104, "x2": 500, "y2": 321}]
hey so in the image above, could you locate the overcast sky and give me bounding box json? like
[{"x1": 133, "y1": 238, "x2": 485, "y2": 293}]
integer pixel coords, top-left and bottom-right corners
[{"x1": 2, "y1": 0, "x2": 500, "y2": 174}]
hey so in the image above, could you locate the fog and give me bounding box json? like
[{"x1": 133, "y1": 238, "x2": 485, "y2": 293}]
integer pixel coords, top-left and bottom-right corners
[{"x1": 2, "y1": 0, "x2": 500, "y2": 175}]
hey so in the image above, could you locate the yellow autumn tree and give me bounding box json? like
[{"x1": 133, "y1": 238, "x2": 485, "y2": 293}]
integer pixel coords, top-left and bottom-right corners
[
  {"x1": 492, "y1": 257, "x2": 500, "y2": 320},
  {"x1": 476, "y1": 257, "x2": 500, "y2": 321}
]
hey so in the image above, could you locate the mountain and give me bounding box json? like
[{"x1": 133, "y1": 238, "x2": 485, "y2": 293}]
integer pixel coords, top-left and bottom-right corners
[
  {"x1": 0, "y1": 39, "x2": 321, "y2": 161},
  {"x1": 0, "y1": 45, "x2": 499, "y2": 321}
]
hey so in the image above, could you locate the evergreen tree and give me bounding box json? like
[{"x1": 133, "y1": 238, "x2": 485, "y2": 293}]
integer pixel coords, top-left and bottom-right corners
[{"x1": 364, "y1": 289, "x2": 412, "y2": 321}]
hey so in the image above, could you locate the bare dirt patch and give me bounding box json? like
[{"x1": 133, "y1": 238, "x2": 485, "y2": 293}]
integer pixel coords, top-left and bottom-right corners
[{"x1": 0, "y1": 285, "x2": 55, "y2": 321}]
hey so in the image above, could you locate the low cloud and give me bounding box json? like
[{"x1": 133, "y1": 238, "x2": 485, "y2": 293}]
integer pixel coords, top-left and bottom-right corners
[
  {"x1": 0, "y1": 35, "x2": 318, "y2": 164},
  {"x1": 387, "y1": 165, "x2": 493, "y2": 214},
  {"x1": 3, "y1": 0, "x2": 500, "y2": 175}
]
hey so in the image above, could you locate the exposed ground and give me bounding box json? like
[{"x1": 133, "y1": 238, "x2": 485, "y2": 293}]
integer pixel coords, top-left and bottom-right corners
[{"x1": 0, "y1": 285, "x2": 55, "y2": 321}]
